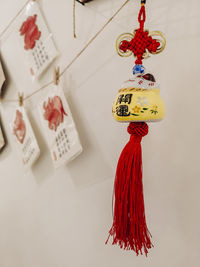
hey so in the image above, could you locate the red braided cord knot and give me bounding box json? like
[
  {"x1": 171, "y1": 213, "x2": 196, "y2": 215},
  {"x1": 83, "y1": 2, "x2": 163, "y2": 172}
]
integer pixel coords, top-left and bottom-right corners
[
  {"x1": 119, "y1": 5, "x2": 160, "y2": 65},
  {"x1": 128, "y1": 122, "x2": 148, "y2": 141},
  {"x1": 119, "y1": 30, "x2": 160, "y2": 65}
]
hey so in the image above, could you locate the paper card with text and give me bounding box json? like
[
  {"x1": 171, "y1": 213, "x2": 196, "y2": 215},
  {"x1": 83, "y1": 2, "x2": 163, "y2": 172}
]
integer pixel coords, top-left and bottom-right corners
[
  {"x1": 18, "y1": 1, "x2": 58, "y2": 79},
  {"x1": 38, "y1": 85, "x2": 82, "y2": 168},
  {"x1": 10, "y1": 107, "x2": 40, "y2": 169}
]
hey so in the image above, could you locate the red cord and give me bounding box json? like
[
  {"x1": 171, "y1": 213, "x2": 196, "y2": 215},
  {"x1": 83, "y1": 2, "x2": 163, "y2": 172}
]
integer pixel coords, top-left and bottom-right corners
[{"x1": 138, "y1": 5, "x2": 146, "y2": 30}]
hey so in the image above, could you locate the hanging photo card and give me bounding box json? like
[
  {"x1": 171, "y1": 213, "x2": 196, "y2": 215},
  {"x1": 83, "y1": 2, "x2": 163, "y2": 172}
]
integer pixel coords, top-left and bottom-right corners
[
  {"x1": 0, "y1": 122, "x2": 5, "y2": 151},
  {"x1": 10, "y1": 107, "x2": 40, "y2": 169},
  {"x1": 18, "y1": 1, "x2": 58, "y2": 79},
  {"x1": 0, "y1": 60, "x2": 5, "y2": 96},
  {"x1": 38, "y1": 85, "x2": 82, "y2": 169}
]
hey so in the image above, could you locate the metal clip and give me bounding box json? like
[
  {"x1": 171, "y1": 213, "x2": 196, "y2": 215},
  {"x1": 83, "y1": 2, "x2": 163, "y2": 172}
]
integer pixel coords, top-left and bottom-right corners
[
  {"x1": 54, "y1": 66, "x2": 60, "y2": 85},
  {"x1": 18, "y1": 92, "x2": 24, "y2": 106}
]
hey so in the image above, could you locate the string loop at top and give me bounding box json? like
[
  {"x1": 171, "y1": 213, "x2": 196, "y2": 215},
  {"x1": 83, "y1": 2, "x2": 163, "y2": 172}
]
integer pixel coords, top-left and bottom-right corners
[{"x1": 138, "y1": 5, "x2": 146, "y2": 29}]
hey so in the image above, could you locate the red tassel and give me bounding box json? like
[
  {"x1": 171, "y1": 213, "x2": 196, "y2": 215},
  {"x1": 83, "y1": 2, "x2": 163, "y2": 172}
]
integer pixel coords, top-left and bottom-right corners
[{"x1": 106, "y1": 122, "x2": 153, "y2": 256}]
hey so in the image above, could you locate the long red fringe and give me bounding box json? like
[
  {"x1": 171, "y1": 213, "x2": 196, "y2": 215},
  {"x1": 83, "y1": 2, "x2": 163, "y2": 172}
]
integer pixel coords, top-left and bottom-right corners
[{"x1": 106, "y1": 122, "x2": 153, "y2": 256}]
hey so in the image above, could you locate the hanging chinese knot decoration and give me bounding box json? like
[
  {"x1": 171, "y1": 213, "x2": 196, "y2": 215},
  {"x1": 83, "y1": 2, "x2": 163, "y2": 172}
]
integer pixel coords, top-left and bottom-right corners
[{"x1": 106, "y1": 0, "x2": 166, "y2": 256}]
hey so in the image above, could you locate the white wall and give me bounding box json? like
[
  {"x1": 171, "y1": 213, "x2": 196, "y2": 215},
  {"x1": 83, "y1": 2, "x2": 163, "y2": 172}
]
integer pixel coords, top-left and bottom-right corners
[{"x1": 0, "y1": 0, "x2": 200, "y2": 266}]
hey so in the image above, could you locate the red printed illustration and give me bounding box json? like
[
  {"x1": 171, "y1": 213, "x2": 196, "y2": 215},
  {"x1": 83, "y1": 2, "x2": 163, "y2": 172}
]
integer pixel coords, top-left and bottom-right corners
[
  {"x1": 20, "y1": 14, "x2": 41, "y2": 50},
  {"x1": 13, "y1": 110, "x2": 26, "y2": 144},
  {"x1": 43, "y1": 96, "x2": 67, "y2": 131}
]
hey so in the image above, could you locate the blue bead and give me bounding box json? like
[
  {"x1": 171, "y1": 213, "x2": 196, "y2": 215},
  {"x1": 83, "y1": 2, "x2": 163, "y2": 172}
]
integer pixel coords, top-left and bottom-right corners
[{"x1": 133, "y1": 64, "x2": 145, "y2": 75}]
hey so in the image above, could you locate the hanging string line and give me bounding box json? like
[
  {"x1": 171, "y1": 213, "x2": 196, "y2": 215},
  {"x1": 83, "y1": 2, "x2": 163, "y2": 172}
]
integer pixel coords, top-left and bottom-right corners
[
  {"x1": 1, "y1": 0, "x2": 131, "y2": 103},
  {"x1": 73, "y1": 0, "x2": 77, "y2": 38},
  {"x1": 0, "y1": 0, "x2": 31, "y2": 40},
  {"x1": 60, "y1": 0, "x2": 130, "y2": 77}
]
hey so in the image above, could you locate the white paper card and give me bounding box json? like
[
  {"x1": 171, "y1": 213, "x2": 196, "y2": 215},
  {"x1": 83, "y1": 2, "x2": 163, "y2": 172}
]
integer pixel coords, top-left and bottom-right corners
[
  {"x1": 38, "y1": 85, "x2": 82, "y2": 168},
  {"x1": 18, "y1": 1, "x2": 58, "y2": 78},
  {"x1": 10, "y1": 107, "x2": 40, "y2": 169}
]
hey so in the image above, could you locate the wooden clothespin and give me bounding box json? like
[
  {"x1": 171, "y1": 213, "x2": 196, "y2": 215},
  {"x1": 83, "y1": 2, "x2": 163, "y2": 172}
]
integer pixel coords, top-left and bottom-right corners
[
  {"x1": 18, "y1": 92, "x2": 24, "y2": 106},
  {"x1": 54, "y1": 66, "x2": 60, "y2": 85}
]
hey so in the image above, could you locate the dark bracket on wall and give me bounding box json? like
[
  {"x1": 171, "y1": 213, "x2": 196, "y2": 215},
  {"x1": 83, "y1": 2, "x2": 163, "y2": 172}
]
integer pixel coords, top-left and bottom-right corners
[{"x1": 75, "y1": 0, "x2": 93, "y2": 5}]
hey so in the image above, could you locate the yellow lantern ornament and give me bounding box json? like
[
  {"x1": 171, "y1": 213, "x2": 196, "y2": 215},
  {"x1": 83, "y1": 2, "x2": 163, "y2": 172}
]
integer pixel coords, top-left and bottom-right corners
[
  {"x1": 106, "y1": 0, "x2": 166, "y2": 256},
  {"x1": 112, "y1": 72, "x2": 165, "y2": 122}
]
